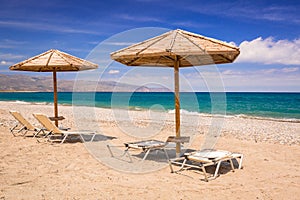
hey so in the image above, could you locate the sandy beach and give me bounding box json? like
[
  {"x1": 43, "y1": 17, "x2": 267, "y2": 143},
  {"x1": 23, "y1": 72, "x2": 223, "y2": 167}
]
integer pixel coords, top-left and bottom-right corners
[{"x1": 0, "y1": 101, "x2": 299, "y2": 199}]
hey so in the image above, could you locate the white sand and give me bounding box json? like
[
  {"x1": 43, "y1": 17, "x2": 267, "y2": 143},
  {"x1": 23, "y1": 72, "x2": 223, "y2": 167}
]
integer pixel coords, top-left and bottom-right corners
[{"x1": 0, "y1": 101, "x2": 299, "y2": 199}]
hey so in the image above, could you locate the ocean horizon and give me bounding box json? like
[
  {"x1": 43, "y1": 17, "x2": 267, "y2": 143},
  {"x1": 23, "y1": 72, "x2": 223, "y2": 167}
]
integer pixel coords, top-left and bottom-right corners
[{"x1": 1, "y1": 92, "x2": 299, "y2": 121}]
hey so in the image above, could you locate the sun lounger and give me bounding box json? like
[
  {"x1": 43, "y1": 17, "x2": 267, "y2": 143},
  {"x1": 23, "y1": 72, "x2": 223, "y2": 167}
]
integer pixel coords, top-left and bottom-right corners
[
  {"x1": 9, "y1": 111, "x2": 45, "y2": 137},
  {"x1": 169, "y1": 149, "x2": 243, "y2": 181},
  {"x1": 33, "y1": 113, "x2": 96, "y2": 143},
  {"x1": 107, "y1": 136, "x2": 190, "y2": 162}
]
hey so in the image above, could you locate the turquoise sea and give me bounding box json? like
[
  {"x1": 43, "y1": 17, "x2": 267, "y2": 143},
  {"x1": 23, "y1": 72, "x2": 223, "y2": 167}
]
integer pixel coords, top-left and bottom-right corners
[{"x1": 0, "y1": 92, "x2": 299, "y2": 121}]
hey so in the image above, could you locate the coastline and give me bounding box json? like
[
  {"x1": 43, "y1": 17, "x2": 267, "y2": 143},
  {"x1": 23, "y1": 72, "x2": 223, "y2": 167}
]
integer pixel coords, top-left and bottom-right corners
[
  {"x1": 0, "y1": 100, "x2": 299, "y2": 146},
  {"x1": 2, "y1": 99, "x2": 300, "y2": 123},
  {"x1": 1, "y1": 92, "x2": 300, "y2": 121}
]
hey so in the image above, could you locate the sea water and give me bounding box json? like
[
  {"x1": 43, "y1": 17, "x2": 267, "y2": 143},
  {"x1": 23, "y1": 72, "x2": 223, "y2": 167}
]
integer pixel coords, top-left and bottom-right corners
[{"x1": 0, "y1": 92, "x2": 299, "y2": 120}]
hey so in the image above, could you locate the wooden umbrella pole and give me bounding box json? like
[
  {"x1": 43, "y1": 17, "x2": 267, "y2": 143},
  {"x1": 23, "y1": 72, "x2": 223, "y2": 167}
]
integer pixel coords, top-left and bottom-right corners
[
  {"x1": 174, "y1": 56, "x2": 181, "y2": 157},
  {"x1": 53, "y1": 69, "x2": 58, "y2": 127}
]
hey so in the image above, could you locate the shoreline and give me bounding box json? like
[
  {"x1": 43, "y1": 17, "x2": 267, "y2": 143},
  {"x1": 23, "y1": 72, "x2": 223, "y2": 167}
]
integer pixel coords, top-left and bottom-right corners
[
  {"x1": 0, "y1": 101, "x2": 299, "y2": 145},
  {"x1": 2, "y1": 100, "x2": 300, "y2": 124},
  {"x1": 1, "y1": 92, "x2": 299, "y2": 121}
]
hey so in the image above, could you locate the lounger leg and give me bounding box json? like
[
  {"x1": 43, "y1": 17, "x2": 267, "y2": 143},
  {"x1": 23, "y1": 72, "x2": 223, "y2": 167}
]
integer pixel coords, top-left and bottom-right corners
[
  {"x1": 168, "y1": 160, "x2": 174, "y2": 173},
  {"x1": 18, "y1": 126, "x2": 26, "y2": 133},
  {"x1": 107, "y1": 145, "x2": 117, "y2": 158},
  {"x1": 33, "y1": 129, "x2": 44, "y2": 138},
  {"x1": 107, "y1": 146, "x2": 133, "y2": 163},
  {"x1": 10, "y1": 124, "x2": 18, "y2": 136},
  {"x1": 169, "y1": 158, "x2": 187, "y2": 173},
  {"x1": 213, "y1": 161, "x2": 222, "y2": 180},
  {"x1": 141, "y1": 148, "x2": 170, "y2": 162},
  {"x1": 124, "y1": 148, "x2": 133, "y2": 163},
  {"x1": 202, "y1": 166, "x2": 209, "y2": 182},
  {"x1": 142, "y1": 149, "x2": 151, "y2": 161},
  {"x1": 141, "y1": 148, "x2": 169, "y2": 162},
  {"x1": 238, "y1": 154, "x2": 244, "y2": 169},
  {"x1": 229, "y1": 159, "x2": 235, "y2": 172},
  {"x1": 231, "y1": 153, "x2": 244, "y2": 169},
  {"x1": 44, "y1": 130, "x2": 53, "y2": 138},
  {"x1": 22, "y1": 129, "x2": 29, "y2": 137},
  {"x1": 163, "y1": 148, "x2": 170, "y2": 160},
  {"x1": 60, "y1": 134, "x2": 68, "y2": 144},
  {"x1": 33, "y1": 130, "x2": 39, "y2": 138},
  {"x1": 37, "y1": 130, "x2": 52, "y2": 143},
  {"x1": 90, "y1": 133, "x2": 96, "y2": 142},
  {"x1": 79, "y1": 134, "x2": 85, "y2": 143}
]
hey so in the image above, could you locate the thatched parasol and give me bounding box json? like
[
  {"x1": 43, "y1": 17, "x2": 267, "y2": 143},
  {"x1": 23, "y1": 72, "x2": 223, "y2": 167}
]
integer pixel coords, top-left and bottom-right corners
[
  {"x1": 111, "y1": 29, "x2": 240, "y2": 156},
  {"x1": 10, "y1": 49, "x2": 98, "y2": 126}
]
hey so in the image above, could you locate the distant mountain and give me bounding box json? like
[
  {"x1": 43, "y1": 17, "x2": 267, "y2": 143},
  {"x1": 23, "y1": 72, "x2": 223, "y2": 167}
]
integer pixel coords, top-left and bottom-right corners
[{"x1": 0, "y1": 74, "x2": 170, "y2": 92}]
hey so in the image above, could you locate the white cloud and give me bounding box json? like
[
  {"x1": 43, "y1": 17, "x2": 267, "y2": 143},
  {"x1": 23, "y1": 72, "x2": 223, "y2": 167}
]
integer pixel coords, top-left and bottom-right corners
[
  {"x1": 221, "y1": 67, "x2": 299, "y2": 76},
  {"x1": 105, "y1": 42, "x2": 136, "y2": 46},
  {"x1": 0, "y1": 20, "x2": 101, "y2": 35},
  {"x1": 186, "y1": 3, "x2": 300, "y2": 24},
  {"x1": 221, "y1": 70, "x2": 242, "y2": 75},
  {"x1": 260, "y1": 68, "x2": 278, "y2": 74},
  {"x1": 108, "y1": 69, "x2": 120, "y2": 74},
  {"x1": 0, "y1": 53, "x2": 25, "y2": 60},
  {"x1": 0, "y1": 60, "x2": 13, "y2": 67},
  {"x1": 0, "y1": 39, "x2": 27, "y2": 49},
  {"x1": 237, "y1": 37, "x2": 300, "y2": 65},
  {"x1": 0, "y1": 53, "x2": 25, "y2": 66},
  {"x1": 218, "y1": 67, "x2": 300, "y2": 91},
  {"x1": 259, "y1": 67, "x2": 299, "y2": 74},
  {"x1": 281, "y1": 67, "x2": 299, "y2": 73},
  {"x1": 117, "y1": 14, "x2": 163, "y2": 23}
]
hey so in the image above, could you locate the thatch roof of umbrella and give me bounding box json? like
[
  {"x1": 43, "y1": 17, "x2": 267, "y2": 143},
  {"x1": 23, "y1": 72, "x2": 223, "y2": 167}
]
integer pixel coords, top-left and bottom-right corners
[
  {"x1": 111, "y1": 29, "x2": 240, "y2": 67},
  {"x1": 10, "y1": 49, "x2": 98, "y2": 72},
  {"x1": 111, "y1": 29, "x2": 240, "y2": 156},
  {"x1": 10, "y1": 49, "x2": 98, "y2": 126}
]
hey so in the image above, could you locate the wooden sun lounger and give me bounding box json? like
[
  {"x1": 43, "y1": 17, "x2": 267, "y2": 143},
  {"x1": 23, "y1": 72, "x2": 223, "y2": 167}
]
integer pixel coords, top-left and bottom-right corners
[
  {"x1": 33, "y1": 113, "x2": 96, "y2": 144},
  {"x1": 9, "y1": 111, "x2": 45, "y2": 137},
  {"x1": 169, "y1": 149, "x2": 243, "y2": 182},
  {"x1": 107, "y1": 136, "x2": 190, "y2": 162}
]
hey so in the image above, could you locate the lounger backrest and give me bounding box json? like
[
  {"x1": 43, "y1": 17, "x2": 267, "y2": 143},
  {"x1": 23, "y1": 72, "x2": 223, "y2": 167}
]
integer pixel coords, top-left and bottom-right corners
[
  {"x1": 10, "y1": 111, "x2": 35, "y2": 130},
  {"x1": 33, "y1": 113, "x2": 62, "y2": 134},
  {"x1": 187, "y1": 149, "x2": 232, "y2": 163},
  {"x1": 166, "y1": 136, "x2": 190, "y2": 143}
]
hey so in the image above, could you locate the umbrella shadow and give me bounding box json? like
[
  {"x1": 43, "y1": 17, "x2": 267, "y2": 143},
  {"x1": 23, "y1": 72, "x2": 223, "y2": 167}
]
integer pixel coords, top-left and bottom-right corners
[
  {"x1": 41, "y1": 133, "x2": 117, "y2": 144},
  {"x1": 82, "y1": 134, "x2": 117, "y2": 142},
  {"x1": 130, "y1": 148, "x2": 186, "y2": 164}
]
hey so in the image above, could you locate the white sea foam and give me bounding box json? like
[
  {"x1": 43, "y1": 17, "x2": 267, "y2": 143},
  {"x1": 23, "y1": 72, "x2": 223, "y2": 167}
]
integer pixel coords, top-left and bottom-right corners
[
  {"x1": 168, "y1": 109, "x2": 200, "y2": 116},
  {"x1": 11, "y1": 100, "x2": 30, "y2": 104},
  {"x1": 235, "y1": 114, "x2": 300, "y2": 123},
  {"x1": 7, "y1": 100, "x2": 56, "y2": 106},
  {"x1": 33, "y1": 102, "x2": 50, "y2": 105},
  {"x1": 166, "y1": 109, "x2": 300, "y2": 123}
]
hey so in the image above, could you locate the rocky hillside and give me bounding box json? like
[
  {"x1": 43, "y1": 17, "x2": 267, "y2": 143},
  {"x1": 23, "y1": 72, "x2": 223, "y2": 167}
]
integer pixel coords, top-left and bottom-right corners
[{"x1": 0, "y1": 74, "x2": 170, "y2": 92}]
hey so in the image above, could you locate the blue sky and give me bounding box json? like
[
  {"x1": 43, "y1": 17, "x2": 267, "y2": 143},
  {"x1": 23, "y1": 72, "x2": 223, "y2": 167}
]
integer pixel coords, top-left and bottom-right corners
[{"x1": 0, "y1": 0, "x2": 299, "y2": 91}]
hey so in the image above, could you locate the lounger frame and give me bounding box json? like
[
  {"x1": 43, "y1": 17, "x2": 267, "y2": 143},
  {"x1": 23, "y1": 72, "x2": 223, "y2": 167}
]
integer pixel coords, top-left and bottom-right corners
[
  {"x1": 9, "y1": 111, "x2": 45, "y2": 137},
  {"x1": 33, "y1": 113, "x2": 96, "y2": 143},
  {"x1": 107, "y1": 136, "x2": 190, "y2": 162},
  {"x1": 169, "y1": 150, "x2": 243, "y2": 181}
]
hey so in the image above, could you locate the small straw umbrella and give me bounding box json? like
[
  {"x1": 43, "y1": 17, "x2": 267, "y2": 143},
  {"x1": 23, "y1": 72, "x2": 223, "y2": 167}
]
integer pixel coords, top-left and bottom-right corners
[
  {"x1": 9, "y1": 49, "x2": 98, "y2": 126},
  {"x1": 110, "y1": 29, "x2": 240, "y2": 156}
]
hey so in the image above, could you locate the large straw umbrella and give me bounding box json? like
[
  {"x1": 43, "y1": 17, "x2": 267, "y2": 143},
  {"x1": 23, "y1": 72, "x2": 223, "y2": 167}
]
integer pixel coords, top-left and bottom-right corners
[
  {"x1": 110, "y1": 29, "x2": 240, "y2": 156},
  {"x1": 10, "y1": 49, "x2": 98, "y2": 126}
]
